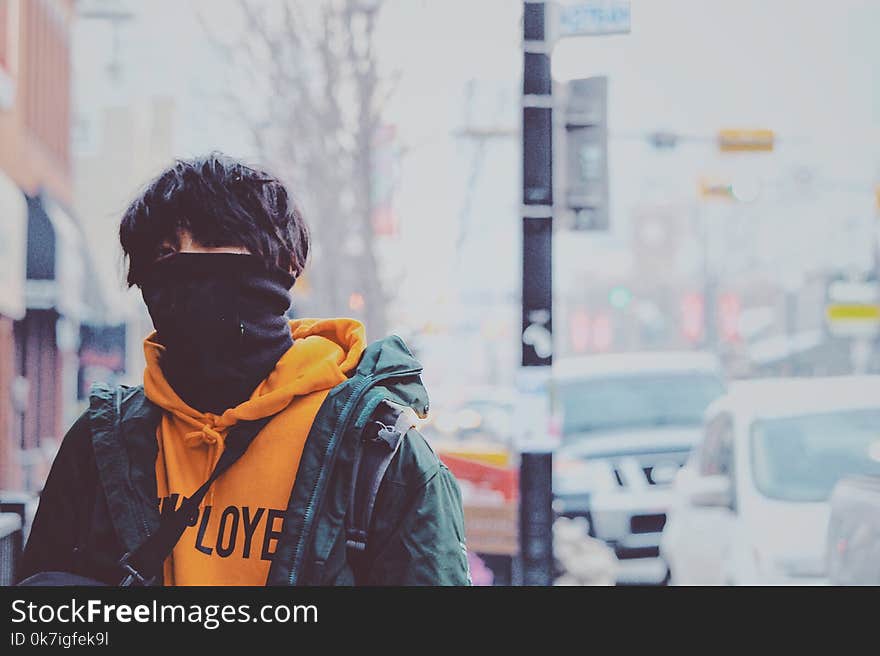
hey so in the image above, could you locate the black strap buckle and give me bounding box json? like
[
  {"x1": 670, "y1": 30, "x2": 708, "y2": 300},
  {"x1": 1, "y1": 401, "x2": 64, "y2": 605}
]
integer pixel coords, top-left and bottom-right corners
[
  {"x1": 367, "y1": 421, "x2": 399, "y2": 450},
  {"x1": 117, "y1": 552, "x2": 155, "y2": 587}
]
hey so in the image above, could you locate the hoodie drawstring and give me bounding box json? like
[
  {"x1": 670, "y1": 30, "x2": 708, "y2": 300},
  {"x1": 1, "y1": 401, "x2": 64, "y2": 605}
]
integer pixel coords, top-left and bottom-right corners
[
  {"x1": 184, "y1": 423, "x2": 225, "y2": 447},
  {"x1": 184, "y1": 423, "x2": 227, "y2": 505}
]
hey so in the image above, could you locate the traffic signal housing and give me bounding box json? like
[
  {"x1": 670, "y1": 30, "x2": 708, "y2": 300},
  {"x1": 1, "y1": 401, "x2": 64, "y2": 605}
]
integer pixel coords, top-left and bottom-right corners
[{"x1": 564, "y1": 76, "x2": 609, "y2": 231}]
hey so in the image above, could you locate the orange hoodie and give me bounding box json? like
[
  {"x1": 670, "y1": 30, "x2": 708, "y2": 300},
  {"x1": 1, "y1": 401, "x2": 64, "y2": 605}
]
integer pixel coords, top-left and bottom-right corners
[{"x1": 143, "y1": 318, "x2": 366, "y2": 586}]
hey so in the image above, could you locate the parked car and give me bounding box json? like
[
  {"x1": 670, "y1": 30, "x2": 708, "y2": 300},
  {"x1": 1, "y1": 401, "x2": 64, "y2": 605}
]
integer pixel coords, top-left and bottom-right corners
[
  {"x1": 661, "y1": 376, "x2": 880, "y2": 585},
  {"x1": 826, "y1": 474, "x2": 880, "y2": 585},
  {"x1": 420, "y1": 385, "x2": 517, "y2": 451},
  {"x1": 551, "y1": 351, "x2": 726, "y2": 585}
]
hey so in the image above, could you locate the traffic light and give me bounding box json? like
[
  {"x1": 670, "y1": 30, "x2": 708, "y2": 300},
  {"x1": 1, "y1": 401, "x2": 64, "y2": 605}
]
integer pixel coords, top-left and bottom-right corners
[
  {"x1": 564, "y1": 77, "x2": 609, "y2": 230},
  {"x1": 608, "y1": 285, "x2": 632, "y2": 309},
  {"x1": 569, "y1": 307, "x2": 591, "y2": 353},
  {"x1": 718, "y1": 293, "x2": 741, "y2": 342},
  {"x1": 681, "y1": 292, "x2": 705, "y2": 343},
  {"x1": 592, "y1": 313, "x2": 613, "y2": 352}
]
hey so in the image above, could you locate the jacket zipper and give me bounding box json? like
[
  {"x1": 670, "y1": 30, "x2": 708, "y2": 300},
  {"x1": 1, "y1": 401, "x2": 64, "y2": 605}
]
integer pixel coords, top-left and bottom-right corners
[{"x1": 287, "y1": 367, "x2": 421, "y2": 585}]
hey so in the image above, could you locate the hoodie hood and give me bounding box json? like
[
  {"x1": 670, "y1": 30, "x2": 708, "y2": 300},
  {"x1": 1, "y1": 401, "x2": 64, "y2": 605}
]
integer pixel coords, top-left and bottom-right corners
[
  {"x1": 144, "y1": 318, "x2": 366, "y2": 444},
  {"x1": 146, "y1": 318, "x2": 365, "y2": 585}
]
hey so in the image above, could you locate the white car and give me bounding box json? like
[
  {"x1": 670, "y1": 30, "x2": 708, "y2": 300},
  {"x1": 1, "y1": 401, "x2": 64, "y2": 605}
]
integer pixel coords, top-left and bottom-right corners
[
  {"x1": 661, "y1": 376, "x2": 880, "y2": 585},
  {"x1": 551, "y1": 351, "x2": 726, "y2": 584}
]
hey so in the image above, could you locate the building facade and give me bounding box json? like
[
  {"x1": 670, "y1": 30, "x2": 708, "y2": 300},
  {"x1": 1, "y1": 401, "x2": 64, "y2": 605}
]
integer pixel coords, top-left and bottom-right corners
[{"x1": 0, "y1": 0, "x2": 79, "y2": 492}]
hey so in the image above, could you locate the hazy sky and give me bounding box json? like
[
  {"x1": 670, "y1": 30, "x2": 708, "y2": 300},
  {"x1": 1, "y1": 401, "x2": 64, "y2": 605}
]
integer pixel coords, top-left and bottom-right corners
[{"x1": 73, "y1": 0, "x2": 880, "y2": 313}]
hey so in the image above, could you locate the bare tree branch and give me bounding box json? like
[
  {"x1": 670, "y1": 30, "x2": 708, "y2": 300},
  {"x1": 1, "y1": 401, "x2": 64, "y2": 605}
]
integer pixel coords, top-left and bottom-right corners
[{"x1": 201, "y1": 0, "x2": 393, "y2": 335}]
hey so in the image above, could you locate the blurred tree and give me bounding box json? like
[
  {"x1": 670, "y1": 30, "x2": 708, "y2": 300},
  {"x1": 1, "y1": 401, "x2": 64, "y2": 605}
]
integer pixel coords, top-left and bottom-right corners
[{"x1": 202, "y1": 0, "x2": 391, "y2": 337}]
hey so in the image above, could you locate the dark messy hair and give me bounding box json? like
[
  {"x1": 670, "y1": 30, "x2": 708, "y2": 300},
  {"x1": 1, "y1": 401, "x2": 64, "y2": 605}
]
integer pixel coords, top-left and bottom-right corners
[{"x1": 119, "y1": 153, "x2": 310, "y2": 287}]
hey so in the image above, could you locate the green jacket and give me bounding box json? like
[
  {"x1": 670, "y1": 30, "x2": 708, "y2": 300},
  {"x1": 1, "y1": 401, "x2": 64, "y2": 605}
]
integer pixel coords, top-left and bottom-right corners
[{"x1": 19, "y1": 335, "x2": 471, "y2": 586}]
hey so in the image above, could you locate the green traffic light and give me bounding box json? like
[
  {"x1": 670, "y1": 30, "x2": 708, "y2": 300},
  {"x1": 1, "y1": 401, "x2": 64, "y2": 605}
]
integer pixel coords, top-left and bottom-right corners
[{"x1": 609, "y1": 286, "x2": 632, "y2": 309}]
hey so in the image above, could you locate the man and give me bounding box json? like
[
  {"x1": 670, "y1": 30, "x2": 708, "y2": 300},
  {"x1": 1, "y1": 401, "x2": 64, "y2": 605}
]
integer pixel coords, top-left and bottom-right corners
[{"x1": 19, "y1": 154, "x2": 470, "y2": 586}]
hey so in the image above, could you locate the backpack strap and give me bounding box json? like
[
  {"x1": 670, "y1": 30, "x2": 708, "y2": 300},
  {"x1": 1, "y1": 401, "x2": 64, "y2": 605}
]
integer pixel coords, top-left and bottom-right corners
[
  {"x1": 117, "y1": 411, "x2": 274, "y2": 586},
  {"x1": 345, "y1": 399, "x2": 418, "y2": 560}
]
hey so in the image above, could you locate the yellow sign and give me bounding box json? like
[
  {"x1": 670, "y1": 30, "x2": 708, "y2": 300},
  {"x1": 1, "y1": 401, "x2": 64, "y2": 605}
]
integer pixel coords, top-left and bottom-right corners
[
  {"x1": 826, "y1": 304, "x2": 880, "y2": 322},
  {"x1": 698, "y1": 178, "x2": 733, "y2": 200},
  {"x1": 718, "y1": 129, "x2": 775, "y2": 152}
]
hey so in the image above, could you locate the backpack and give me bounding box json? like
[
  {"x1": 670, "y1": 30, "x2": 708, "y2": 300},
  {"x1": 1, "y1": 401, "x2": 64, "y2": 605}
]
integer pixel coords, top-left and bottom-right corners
[{"x1": 18, "y1": 387, "x2": 420, "y2": 587}]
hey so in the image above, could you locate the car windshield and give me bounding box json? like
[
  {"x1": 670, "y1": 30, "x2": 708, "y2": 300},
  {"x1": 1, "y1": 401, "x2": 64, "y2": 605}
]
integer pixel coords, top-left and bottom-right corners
[
  {"x1": 751, "y1": 409, "x2": 880, "y2": 502},
  {"x1": 556, "y1": 373, "x2": 725, "y2": 437}
]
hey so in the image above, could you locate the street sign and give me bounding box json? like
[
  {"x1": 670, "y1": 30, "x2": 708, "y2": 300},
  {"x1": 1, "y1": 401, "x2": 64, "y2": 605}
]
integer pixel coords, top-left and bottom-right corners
[
  {"x1": 825, "y1": 304, "x2": 880, "y2": 337},
  {"x1": 554, "y1": 1, "x2": 631, "y2": 38},
  {"x1": 698, "y1": 177, "x2": 734, "y2": 200},
  {"x1": 827, "y1": 304, "x2": 880, "y2": 321},
  {"x1": 828, "y1": 280, "x2": 879, "y2": 305},
  {"x1": 718, "y1": 128, "x2": 775, "y2": 152},
  {"x1": 826, "y1": 280, "x2": 880, "y2": 337}
]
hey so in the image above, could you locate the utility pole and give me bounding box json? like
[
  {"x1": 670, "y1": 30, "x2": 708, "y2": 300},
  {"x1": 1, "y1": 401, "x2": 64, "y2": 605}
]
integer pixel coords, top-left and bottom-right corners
[{"x1": 519, "y1": 0, "x2": 554, "y2": 587}]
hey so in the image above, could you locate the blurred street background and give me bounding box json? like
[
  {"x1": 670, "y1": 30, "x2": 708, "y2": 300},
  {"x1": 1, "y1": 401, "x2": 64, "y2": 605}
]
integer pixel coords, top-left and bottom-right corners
[{"x1": 2, "y1": 0, "x2": 880, "y2": 585}]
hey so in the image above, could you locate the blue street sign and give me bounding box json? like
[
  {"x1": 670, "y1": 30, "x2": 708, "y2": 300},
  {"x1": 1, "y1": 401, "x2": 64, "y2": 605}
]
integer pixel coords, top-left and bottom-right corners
[{"x1": 556, "y1": 1, "x2": 631, "y2": 37}]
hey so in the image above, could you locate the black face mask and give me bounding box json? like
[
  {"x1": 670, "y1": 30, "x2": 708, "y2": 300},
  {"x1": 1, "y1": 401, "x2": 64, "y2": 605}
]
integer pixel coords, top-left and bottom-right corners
[{"x1": 140, "y1": 253, "x2": 296, "y2": 415}]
